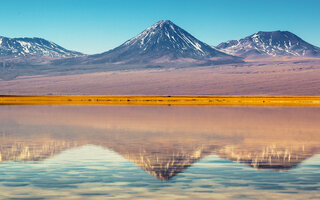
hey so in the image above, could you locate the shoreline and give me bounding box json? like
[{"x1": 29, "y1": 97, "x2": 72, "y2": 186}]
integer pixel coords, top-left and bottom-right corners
[{"x1": 1, "y1": 95, "x2": 320, "y2": 106}]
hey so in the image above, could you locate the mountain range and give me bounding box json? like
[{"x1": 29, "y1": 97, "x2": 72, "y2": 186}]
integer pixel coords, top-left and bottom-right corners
[{"x1": 0, "y1": 20, "x2": 320, "y2": 74}]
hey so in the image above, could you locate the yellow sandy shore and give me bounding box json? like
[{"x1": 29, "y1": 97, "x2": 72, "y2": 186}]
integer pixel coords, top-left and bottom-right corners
[{"x1": 1, "y1": 95, "x2": 320, "y2": 106}]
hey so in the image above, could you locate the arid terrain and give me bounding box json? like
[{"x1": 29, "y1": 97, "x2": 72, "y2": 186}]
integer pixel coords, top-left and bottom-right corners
[{"x1": 1, "y1": 57, "x2": 320, "y2": 95}]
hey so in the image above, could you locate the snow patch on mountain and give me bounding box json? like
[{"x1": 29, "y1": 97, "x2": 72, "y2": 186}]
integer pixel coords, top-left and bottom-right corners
[
  {"x1": 216, "y1": 31, "x2": 320, "y2": 58},
  {"x1": 0, "y1": 36, "x2": 83, "y2": 58}
]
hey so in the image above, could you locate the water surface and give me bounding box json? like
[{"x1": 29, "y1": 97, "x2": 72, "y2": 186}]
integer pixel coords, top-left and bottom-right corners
[{"x1": 0, "y1": 106, "x2": 319, "y2": 199}]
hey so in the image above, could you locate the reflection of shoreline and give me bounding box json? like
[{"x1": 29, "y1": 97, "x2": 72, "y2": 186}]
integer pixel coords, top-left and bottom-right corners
[{"x1": 0, "y1": 106, "x2": 320, "y2": 180}]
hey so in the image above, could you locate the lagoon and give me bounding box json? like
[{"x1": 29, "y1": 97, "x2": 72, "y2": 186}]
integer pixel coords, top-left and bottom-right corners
[{"x1": 0, "y1": 106, "x2": 319, "y2": 199}]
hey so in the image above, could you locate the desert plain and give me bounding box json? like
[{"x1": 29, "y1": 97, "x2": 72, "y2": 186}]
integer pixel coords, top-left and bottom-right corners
[{"x1": 1, "y1": 57, "x2": 320, "y2": 96}]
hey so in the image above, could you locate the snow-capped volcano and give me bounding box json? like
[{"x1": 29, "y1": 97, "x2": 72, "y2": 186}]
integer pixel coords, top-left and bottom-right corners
[
  {"x1": 0, "y1": 36, "x2": 83, "y2": 58},
  {"x1": 216, "y1": 31, "x2": 320, "y2": 58},
  {"x1": 88, "y1": 20, "x2": 238, "y2": 64}
]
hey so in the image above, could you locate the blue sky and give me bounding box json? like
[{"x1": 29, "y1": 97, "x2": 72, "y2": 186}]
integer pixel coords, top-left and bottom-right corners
[{"x1": 1, "y1": 0, "x2": 319, "y2": 54}]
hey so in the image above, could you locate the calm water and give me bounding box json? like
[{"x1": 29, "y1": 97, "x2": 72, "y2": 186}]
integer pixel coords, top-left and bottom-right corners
[{"x1": 0, "y1": 106, "x2": 319, "y2": 199}]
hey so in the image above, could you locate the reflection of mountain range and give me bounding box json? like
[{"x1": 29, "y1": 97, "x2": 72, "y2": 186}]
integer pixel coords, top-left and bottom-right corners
[
  {"x1": 0, "y1": 106, "x2": 320, "y2": 180},
  {"x1": 0, "y1": 137, "x2": 318, "y2": 180}
]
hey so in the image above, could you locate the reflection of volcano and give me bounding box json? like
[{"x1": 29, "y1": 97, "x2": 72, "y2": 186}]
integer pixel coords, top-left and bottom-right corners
[
  {"x1": 124, "y1": 148, "x2": 204, "y2": 180},
  {"x1": 122, "y1": 145, "x2": 217, "y2": 180},
  {"x1": 0, "y1": 106, "x2": 320, "y2": 180}
]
